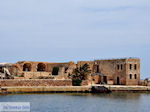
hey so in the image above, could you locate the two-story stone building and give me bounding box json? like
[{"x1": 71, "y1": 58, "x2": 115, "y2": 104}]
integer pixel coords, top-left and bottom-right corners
[{"x1": 92, "y1": 58, "x2": 140, "y2": 85}]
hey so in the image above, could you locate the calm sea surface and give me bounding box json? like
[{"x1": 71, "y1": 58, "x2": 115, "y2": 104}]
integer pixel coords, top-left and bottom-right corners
[{"x1": 0, "y1": 93, "x2": 150, "y2": 112}]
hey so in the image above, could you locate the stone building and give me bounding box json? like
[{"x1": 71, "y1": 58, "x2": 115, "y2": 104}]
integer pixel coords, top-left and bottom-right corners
[
  {"x1": 92, "y1": 58, "x2": 140, "y2": 85},
  {"x1": 9, "y1": 61, "x2": 76, "y2": 79},
  {"x1": 76, "y1": 58, "x2": 140, "y2": 85},
  {"x1": 1, "y1": 58, "x2": 140, "y2": 85}
]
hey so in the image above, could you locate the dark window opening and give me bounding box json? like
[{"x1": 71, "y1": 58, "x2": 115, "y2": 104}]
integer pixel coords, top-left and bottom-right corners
[
  {"x1": 37, "y1": 63, "x2": 46, "y2": 72},
  {"x1": 121, "y1": 64, "x2": 123, "y2": 70},
  {"x1": 23, "y1": 63, "x2": 31, "y2": 71},
  {"x1": 129, "y1": 64, "x2": 132, "y2": 70},
  {"x1": 134, "y1": 64, "x2": 137, "y2": 70},
  {"x1": 129, "y1": 74, "x2": 132, "y2": 79},
  {"x1": 0, "y1": 67, "x2": 3, "y2": 73},
  {"x1": 52, "y1": 67, "x2": 59, "y2": 75},
  {"x1": 117, "y1": 65, "x2": 120, "y2": 70},
  {"x1": 103, "y1": 76, "x2": 107, "y2": 84},
  {"x1": 134, "y1": 74, "x2": 137, "y2": 79},
  {"x1": 96, "y1": 65, "x2": 99, "y2": 73},
  {"x1": 117, "y1": 77, "x2": 120, "y2": 85}
]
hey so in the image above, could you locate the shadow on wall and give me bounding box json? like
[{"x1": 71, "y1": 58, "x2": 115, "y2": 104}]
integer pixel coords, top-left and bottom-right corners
[
  {"x1": 23, "y1": 63, "x2": 31, "y2": 71},
  {"x1": 37, "y1": 63, "x2": 46, "y2": 72}
]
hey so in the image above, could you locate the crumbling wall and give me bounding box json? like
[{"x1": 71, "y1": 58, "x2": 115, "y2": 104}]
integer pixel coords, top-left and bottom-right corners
[{"x1": 10, "y1": 61, "x2": 76, "y2": 80}]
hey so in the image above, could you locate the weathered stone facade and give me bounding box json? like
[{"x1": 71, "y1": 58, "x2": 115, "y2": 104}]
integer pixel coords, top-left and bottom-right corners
[
  {"x1": 92, "y1": 58, "x2": 140, "y2": 85},
  {"x1": 2, "y1": 58, "x2": 140, "y2": 85},
  {"x1": 10, "y1": 61, "x2": 76, "y2": 80},
  {"x1": 76, "y1": 58, "x2": 140, "y2": 85}
]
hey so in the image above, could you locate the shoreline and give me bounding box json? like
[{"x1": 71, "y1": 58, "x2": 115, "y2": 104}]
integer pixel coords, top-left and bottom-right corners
[
  {"x1": 1, "y1": 85, "x2": 150, "y2": 94},
  {"x1": 0, "y1": 86, "x2": 91, "y2": 94}
]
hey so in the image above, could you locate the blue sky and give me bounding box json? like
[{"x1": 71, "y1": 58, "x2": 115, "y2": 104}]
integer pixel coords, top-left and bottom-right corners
[{"x1": 0, "y1": 0, "x2": 150, "y2": 79}]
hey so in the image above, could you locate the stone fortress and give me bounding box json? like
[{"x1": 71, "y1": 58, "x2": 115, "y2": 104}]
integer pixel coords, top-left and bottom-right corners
[{"x1": 0, "y1": 58, "x2": 140, "y2": 85}]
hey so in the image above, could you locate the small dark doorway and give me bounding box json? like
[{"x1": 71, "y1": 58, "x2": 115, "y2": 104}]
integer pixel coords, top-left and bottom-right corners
[
  {"x1": 117, "y1": 77, "x2": 120, "y2": 85},
  {"x1": 103, "y1": 76, "x2": 107, "y2": 84},
  {"x1": 52, "y1": 67, "x2": 59, "y2": 75}
]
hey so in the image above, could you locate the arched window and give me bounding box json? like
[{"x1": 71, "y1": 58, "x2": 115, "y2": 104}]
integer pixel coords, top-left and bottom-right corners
[
  {"x1": 37, "y1": 63, "x2": 46, "y2": 72},
  {"x1": 23, "y1": 63, "x2": 31, "y2": 71}
]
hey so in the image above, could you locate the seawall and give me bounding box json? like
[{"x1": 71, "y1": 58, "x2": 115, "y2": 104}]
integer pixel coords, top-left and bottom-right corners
[
  {"x1": 1, "y1": 85, "x2": 150, "y2": 94},
  {"x1": 92, "y1": 85, "x2": 150, "y2": 92},
  {"x1": 0, "y1": 79, "x2": 91, "y2": 94},
  {"x1": 0, "y1": 86, "x2": 91, "y2": 94},
  {"x1": 1, "y1": 79, "x2": 150, "y2": 94}
]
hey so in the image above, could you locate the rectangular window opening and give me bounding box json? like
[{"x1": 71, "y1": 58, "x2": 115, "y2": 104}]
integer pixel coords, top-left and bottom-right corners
[
  {"x1": 96, "y1": 65, "x2": 99, "y2": 73},
  {"x1": 134, "y1": 74, "x2": 137, "y2": 79},
  {"x1": 121, "y1": 64, "x2": 123, "y2": 70},
  {"x1": 134, "y1": 64, "x2": 137, "y2": 70},
  {"x1": 129, "y1": 74, "x2": 132, "y2": 79},
  {"x1": 129, "y1": 64, "x2": 132, "y2": 70},
  {"x1": 117, "y1": 65, "x2": 119, "y2": 70}
]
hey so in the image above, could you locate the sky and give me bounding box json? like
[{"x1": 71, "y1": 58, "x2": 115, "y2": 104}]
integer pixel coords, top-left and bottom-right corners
[{"x1": 0, "y1": 0, "x2": 150, "y2": 79}]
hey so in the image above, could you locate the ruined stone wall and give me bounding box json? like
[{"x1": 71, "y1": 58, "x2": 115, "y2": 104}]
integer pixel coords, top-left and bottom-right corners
[
  {"x1": 23, "y1": 72, "x2": 50, "y2": 79},
  {"x1": 47, "y1": 62, "x2": 76, "y2": 79},
  {"x1": 10, "y1": 61, "x2": 76, "y2": 80},
  {"x1": 0, "y1": 79, "x2": 72, "y2": 87}
]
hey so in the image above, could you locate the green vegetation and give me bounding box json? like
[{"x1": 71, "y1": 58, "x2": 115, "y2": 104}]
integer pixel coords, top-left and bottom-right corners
[
  {"x1": 72, "y1": 63, "x2": 91, "y2": 86},
  {"x1": 72, "y1": 79, "x2": 82, "y2": 86},
  {"x1": 15, "y1": 74, "x2": 24, "y2": 77}
]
